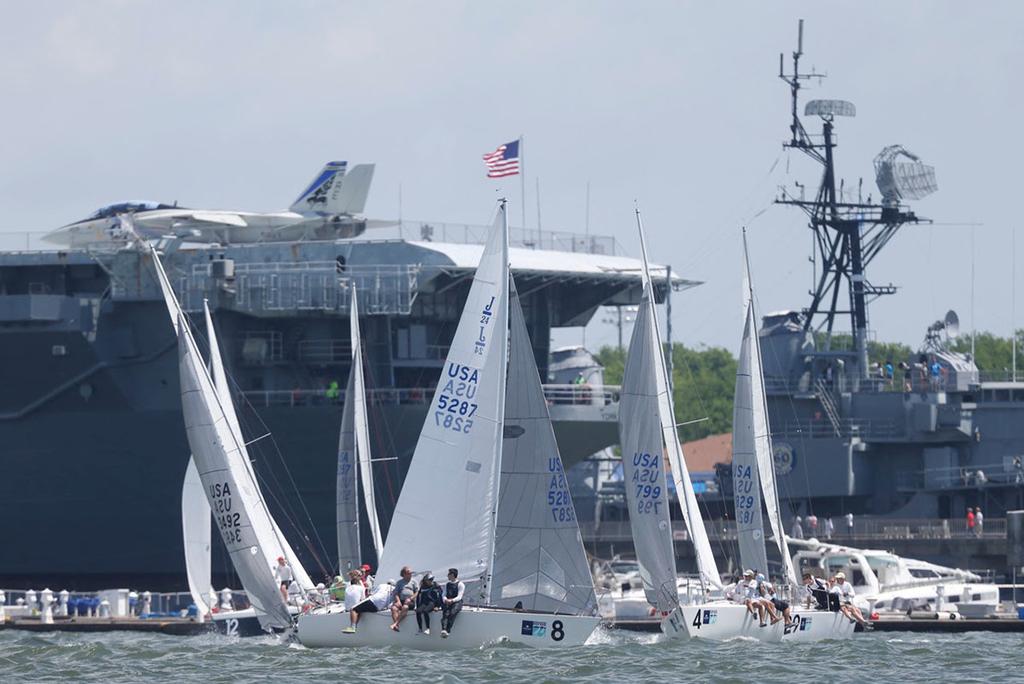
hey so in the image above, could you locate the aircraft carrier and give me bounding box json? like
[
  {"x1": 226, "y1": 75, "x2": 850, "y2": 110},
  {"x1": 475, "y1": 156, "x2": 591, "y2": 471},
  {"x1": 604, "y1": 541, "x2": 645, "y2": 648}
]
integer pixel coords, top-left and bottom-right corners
[{"x1": 0, "y1": 219, "x2": 689, "y2": 590}]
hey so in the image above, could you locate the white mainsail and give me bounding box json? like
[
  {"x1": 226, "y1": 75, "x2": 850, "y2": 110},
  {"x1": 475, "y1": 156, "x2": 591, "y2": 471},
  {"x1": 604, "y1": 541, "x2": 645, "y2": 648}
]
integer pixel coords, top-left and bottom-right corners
[
  {"x1": 376, "y1": 206, "x2": 509, "y2": 594},
  {"x1": 336, "y1": 287, "x2": 384, "y2": 573},
  {"x1": 635, "y1": 210, "x2": 722, "y2": 590},
  {"x1": 181, "y1": 456, "x2": 213, "y2": 616},
  {"x1": 619, "y1": 284, "x2": 680, "y2": 612},
  {"x1": 732, "y1": 306, "x2": 770, "y2": 575},
  {"x1": 151, "y1": 249, "x2": 291, "y2": 631},
  {"x1": 202, "y1": 301, "x2": 315, "y2": 594},
  {"x1": 490, "y1": 279, "x2": 597, "y2": 615},
  {"x1": 742, "y1": 236, "x2": 798, "y2": 587}
]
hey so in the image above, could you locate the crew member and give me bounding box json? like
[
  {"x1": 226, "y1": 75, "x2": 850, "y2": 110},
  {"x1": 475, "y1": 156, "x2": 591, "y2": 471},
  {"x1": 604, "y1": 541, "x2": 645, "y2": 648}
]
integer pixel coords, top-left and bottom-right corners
[
  {"x1": 441, "y1": 568, "x2": 465, "y2": 638},
  {"x1": 273, "y1": 556, "x2": 294, "y2": 603}
]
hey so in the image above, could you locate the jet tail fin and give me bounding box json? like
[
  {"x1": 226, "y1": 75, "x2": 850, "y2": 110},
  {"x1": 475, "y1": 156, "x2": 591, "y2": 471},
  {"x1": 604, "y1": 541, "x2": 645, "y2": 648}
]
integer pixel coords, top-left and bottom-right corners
[
  {"x1": 289, "y1": 161, "x2": 375, "y2": 215},
  {"x1": 289, "y1": 161, "x2": 348, "y2": 214},
  {"x1": 331, "y1": 163, "x2": 375, "y2": 215}
]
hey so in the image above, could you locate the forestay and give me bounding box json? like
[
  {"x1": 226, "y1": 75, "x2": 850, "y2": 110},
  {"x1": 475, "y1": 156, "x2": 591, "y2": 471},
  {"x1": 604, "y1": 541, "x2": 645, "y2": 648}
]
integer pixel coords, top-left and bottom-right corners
[
  {"x1": 732, "y1": 308, "x2": 770, "y2": 576},
  {"x1": 376, "y1": 207, "x2": 509, "y2": 594},
  {"x1": 151, "y1": 250, "x2": 292, "y2": 631},
  {"x1": 490, "y1": 280, "x2": 597, "y2": 615},
  {"x1": 181, "y1": 457, "x2": 212, "y2": 615},
  {"x1": 619, "y1": 285, "x2": 680, "y2": 613},
  {"x1": 203, "y1": 302, "x2": 315, "y2": 594},
  {"x1": 336, "y1": 287, "x2": 384, "y2": 573}
]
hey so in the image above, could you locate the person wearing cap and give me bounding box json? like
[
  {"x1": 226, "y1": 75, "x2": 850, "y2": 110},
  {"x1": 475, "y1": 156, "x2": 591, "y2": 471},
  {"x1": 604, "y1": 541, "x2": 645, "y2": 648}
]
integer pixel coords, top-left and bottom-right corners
[
  {"x1": 737, "y1": 570, "x2": 761, "y2": 622},
  {"x1": 831, "y1": 572, "x2": 868, "y2": 627},
  {"x1": 273, "y1": 556, "x2": 294, "y2": 603},
  {"x1": 329, "y1": 575, "x2": 347, "y2": 602},
  {"x1": 360, "y1": 564, "x2": 375, "y2": 591},
  {"x1": 753, "y1": 573, "x2": 780, "y2": 627},
  {"x1": 440, "y1": 568, "x2": 465, "y2": 638},
  {"x1": 414, "y1": 573, "x2": 443, "y2": 635}
]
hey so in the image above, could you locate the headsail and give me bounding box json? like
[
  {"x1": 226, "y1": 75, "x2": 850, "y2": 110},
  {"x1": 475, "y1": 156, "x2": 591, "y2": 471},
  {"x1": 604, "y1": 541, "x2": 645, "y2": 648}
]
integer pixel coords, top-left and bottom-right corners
[
  {"x1": 619, "y1": 285, "x2": 680, "y2": 612},
  {"x1": 351, "y1": 288, "x2": 384, "y2": 560},
  {"x1": 151, "y1": 249, "x2": 292, "y2": 631},
  {"x1": 377, "y1": 203, "x2": 509, "y2": 595},
  {"x1": 742, "y1": 235, "x2": 798, "y2": 586},
  {"x1": 490, "y1": 278, "x2": 597, "y2": 615},
  {"x1": 336, "y1": 287, "x2": 384, "y2": 573},
  {"x1": 181, "y1": 456, "x2": 212, "y2": 616},
  {"x1": 202, "y1": 301, "x2": 315, "y2": 595},
  {"x1": 635, "y1": 209, "x2": 722, "y2": 589}
]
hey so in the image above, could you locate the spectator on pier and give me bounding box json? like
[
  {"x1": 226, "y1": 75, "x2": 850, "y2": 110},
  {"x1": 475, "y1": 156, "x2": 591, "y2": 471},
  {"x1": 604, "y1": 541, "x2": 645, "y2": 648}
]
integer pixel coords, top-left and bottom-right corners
[
  {"x1": 845, "y1": 512, "x2": 854, "y2": 536},
  {"x1": 975, "y1": 508, "x2": 984, "y2": 536},
  {"x1": 966, "y1": 507, "x2": 976, "y2": 536},
  {"x1": 791, "y1": 516, "x2": 804, "y2": 540},
  {"x1": 807, "y1": 514, "x2": 818, "y2": 537},
  {"x1": 823, "y1": 516, "x2": 834, "y2": 540}
]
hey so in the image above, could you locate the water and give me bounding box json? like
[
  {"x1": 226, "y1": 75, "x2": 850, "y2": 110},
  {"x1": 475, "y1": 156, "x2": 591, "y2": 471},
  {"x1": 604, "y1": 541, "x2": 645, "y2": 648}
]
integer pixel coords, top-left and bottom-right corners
[{"x1": 1, "y1": 627, "x2": 1019, "y2": 683}]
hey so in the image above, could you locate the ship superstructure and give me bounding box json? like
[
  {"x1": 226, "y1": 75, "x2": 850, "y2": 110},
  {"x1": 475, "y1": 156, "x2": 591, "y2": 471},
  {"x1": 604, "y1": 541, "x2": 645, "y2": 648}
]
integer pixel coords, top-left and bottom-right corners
[{"x1": 0, "y1": 218, "x2": 690, "y2": 589}]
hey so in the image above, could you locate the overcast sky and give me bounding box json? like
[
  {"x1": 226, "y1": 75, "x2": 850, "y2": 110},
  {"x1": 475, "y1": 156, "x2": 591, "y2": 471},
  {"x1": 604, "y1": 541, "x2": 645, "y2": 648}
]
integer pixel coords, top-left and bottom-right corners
[{"x1": 1, "y1": 2, "x2": 1021, "y2": 354}]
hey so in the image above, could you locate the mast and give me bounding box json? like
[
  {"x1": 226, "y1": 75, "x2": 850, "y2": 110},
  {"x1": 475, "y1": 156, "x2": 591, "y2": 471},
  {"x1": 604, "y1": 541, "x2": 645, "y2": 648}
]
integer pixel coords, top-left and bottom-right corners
[{"x1": 775, "y1": 19, "x2": 934, "y2": 380}]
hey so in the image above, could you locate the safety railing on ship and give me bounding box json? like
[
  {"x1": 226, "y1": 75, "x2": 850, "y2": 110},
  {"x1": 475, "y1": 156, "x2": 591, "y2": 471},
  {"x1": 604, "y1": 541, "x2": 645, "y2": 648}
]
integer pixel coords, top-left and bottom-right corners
[{"x1": 237, "y1": 384, "x2": 622, "y2": 408}]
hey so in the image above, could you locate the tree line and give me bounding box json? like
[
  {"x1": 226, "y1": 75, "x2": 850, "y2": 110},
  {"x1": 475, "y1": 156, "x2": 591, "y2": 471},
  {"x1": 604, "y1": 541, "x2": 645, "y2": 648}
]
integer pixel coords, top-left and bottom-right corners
[{"x1": 597, "y1": 331, "x2": 1024, "y2": 442}]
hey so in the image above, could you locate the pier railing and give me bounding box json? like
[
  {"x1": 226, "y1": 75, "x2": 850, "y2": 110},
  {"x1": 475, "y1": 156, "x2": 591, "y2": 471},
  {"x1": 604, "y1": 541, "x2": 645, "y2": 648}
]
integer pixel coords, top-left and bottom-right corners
[
  {"x1": 238, "y1": 383, "x2": 622, "y2": 408},
  {"x1": 579, "y1": 516, "x2": 1007, "y2": 544}
]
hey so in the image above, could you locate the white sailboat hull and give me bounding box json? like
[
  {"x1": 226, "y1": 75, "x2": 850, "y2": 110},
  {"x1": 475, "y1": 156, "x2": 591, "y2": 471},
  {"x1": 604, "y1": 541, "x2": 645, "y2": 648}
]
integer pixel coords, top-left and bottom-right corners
[
  {"x1": 298, "y1": 604, "x2": 599, "y2": 650},
  {"x1": 660, "y1": 602, "x2": 855, "y2": 642}
]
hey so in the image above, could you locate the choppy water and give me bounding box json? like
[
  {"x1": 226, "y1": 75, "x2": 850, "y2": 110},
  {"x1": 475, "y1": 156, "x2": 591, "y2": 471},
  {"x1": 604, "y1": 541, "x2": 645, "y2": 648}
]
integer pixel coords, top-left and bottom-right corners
[{"x1": 1, "y1": 627, "x2": 1019, "y2": 683}]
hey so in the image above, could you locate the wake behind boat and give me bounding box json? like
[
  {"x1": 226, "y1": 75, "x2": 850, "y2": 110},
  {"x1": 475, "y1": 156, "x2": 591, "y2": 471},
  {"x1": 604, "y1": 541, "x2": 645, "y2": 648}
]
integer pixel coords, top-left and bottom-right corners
[{"x1": 298, "y1": 200, "x2": 600, "y2": 650}]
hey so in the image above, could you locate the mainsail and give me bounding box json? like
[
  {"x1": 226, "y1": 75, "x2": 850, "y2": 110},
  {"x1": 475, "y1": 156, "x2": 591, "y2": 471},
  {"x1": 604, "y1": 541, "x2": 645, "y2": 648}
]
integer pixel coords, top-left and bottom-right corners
[
  {"x1": 490, "y1": 279, "x2": 597, "y2": 615},
  {"x1": 376, "y1": 205, "x2": 509, "y2": 594},
  {"x1": 732, "y1": 308, "x2": 770, "y2": 575},
  {"x1": 635, "y1": 210, "x2": 722, "y2": 590},
  {"x1": 181, "y1": 456, "x2": 212, "y2": 616},
  {"x1": 336, "y1": 287, "x2": 384, "y2": 573},
  {"x1": 203, "y1": 302, "x2": 315, "y2": 594},
  {"x1": 151, "y1": 249, "x2": 292, "y2": 631},
  {"x1": 619, "y1": 284, "x2": 680, "y2": 612},
  {"x1": 741, "y1": 236, "x2": 798, "y2": 586}
]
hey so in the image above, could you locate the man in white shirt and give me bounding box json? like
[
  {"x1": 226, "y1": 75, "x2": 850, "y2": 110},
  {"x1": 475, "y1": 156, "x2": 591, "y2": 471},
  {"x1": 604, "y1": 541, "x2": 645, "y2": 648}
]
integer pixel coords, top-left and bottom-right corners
[
  {"x1": 273, "y1": 556, "x2": 294, "y2": 603},
  {"x1": 831, "y1": 572, "x2": 868, "y2": 627},
  {"x1": 343, "y1": 581, "x2": 394, "y2": 634}
]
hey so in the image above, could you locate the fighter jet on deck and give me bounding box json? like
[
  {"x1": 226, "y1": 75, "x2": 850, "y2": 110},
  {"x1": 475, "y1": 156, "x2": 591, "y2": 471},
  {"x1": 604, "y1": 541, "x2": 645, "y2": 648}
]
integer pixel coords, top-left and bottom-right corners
[{"x1": 44, "y1": 161, "x2": 391, "y2": 247}]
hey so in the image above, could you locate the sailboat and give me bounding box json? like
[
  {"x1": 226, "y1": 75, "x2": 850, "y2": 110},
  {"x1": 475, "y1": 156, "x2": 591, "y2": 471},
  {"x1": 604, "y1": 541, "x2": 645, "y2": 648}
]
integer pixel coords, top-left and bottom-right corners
[
  {"x1": 298, "y1": 200, "x2": 600, "y2": 650},
  {"x1": 659, "y1": 230, "x2": 855, "y2": 642},
  {"x1": 152, "y1": 245, "x2": 315, "y2": 637},
  {"x1": 336, "y1": 285, "x2": 385, "y2": 574}
]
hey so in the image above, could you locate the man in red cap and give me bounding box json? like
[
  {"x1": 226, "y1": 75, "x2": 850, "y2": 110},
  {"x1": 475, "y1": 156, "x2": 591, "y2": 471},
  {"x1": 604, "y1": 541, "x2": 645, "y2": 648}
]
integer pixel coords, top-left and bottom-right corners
[{"x1": 274, "y1": 556, "x2": 294, "y2": 603}]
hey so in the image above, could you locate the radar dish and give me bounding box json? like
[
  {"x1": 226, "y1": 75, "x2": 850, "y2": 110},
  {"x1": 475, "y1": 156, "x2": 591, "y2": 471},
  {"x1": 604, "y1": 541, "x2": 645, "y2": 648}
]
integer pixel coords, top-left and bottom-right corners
[
  {"x1": 945, "y1": 310, "x2": 960, "y2": 338},
  {"x1": 874, "y1": 145, "x2": 938, "y2": 204},
  {"x1": 804, "y1": 99, "x2": 856, "y2": 118}
]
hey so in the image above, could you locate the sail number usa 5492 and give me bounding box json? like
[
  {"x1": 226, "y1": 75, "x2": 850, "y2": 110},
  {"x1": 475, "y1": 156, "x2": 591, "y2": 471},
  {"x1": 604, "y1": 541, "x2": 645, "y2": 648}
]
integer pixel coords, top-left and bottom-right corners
[{"x1": 210, "y1": 481, "x2": 243, "y2": 545}]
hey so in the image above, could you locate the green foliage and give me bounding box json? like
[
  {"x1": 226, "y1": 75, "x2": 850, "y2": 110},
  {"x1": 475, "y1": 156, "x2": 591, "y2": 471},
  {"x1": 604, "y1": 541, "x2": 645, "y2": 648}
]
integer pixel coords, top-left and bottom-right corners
[
  {"x1": 813, "y1": 332, "x2": 912, "y2": 367},
  {"x1": 597, "y1": 343, "x2": 737, "y2": 442},
  {"x1": 950, "y1": 331, "x2": 1024, "y2": 373}
]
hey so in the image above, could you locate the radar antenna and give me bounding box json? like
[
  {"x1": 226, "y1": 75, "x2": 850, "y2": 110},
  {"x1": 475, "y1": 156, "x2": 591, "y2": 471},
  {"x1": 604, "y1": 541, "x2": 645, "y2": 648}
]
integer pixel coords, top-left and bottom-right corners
[{"x1": 775, "y1": 20, "x2": 936, "y2": 380}]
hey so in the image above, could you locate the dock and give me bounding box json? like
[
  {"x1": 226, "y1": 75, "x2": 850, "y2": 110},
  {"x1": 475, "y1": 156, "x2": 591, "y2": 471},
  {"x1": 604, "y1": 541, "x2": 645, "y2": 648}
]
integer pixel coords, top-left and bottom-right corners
[
  {"x1": 609, "y1": 616, "x2": 1024, "y2": 634},
  {"x1": 1, "y1": 617, "x2": 210, "y2": 636}
]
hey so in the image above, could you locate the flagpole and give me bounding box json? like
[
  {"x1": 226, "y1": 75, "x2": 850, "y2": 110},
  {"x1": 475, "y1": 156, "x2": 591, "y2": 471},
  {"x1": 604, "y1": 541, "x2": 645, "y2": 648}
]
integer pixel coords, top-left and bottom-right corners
[{"x1": 519, "y1": 135, "x2": 526, "y2": 238}]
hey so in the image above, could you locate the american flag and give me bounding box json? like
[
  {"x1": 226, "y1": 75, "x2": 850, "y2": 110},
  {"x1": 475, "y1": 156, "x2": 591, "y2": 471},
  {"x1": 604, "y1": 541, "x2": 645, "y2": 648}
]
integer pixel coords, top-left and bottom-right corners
[{"x1": 482, "y1": 139, "x2": 520, "y2": 178}]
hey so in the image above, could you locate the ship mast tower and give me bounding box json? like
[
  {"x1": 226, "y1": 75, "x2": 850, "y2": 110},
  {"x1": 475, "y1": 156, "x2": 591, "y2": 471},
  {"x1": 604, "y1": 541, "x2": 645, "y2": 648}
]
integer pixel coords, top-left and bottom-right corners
[{"x1": 776, "y1": 19, "x2": 937, "y2": 380}]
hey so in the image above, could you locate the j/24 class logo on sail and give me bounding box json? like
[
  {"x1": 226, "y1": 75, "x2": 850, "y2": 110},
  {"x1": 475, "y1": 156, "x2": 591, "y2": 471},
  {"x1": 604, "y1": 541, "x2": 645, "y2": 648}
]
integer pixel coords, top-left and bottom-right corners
[{"x1": 435, "y1": 362, "x2": 479, "y2": 434}]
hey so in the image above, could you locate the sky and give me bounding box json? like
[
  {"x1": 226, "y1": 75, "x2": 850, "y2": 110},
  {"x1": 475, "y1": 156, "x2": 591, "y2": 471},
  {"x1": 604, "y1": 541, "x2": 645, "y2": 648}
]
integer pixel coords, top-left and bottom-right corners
[{"x1": 1, "y1": 1, "x2": 1022, "y2": 353}]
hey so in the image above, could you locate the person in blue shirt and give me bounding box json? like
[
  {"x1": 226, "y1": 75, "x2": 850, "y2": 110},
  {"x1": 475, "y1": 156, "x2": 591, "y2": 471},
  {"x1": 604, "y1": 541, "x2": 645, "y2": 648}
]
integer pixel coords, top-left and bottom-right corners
[{"x1": 414, "y1": 573, "x2": 443, "y2": 635}]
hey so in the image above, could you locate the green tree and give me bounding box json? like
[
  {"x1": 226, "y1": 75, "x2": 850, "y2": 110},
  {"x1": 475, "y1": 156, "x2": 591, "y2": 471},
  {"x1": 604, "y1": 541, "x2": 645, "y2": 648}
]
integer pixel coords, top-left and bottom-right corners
[
  {"x1": 597, "y1": 342, "x2": 737, "y2": 442},
  {"x1": 950, "y1": 330, "x2": 1024, "y2": 374}
]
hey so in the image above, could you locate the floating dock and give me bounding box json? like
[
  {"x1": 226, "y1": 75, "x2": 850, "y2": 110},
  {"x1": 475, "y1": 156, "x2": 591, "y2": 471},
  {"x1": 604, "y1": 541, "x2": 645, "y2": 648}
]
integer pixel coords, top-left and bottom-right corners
[
  {"x1": 610, "y1": 616, "x2": 1024, "y2": 634},
  {"x1": 1, "y1": 617, "x2": 209, "y2": 636}
]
